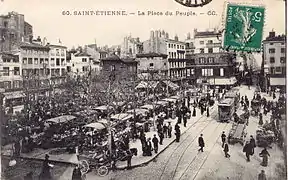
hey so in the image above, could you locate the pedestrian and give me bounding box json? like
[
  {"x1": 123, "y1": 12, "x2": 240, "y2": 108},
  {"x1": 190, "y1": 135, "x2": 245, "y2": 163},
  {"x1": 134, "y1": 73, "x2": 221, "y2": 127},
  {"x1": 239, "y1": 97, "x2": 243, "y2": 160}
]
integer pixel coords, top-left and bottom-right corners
[
  {"x1": 259, "y1": 147, "x2": 270, "y2": 167},
  {"x1": 192, "y1": 106, "x2": 196, "y2": 117},
  {"x1": 175, "y1": 123, "x2": 181, "y2": 142},
  {"x1": 146, "y1": 138, "x2": 152, "y2": 156},
  {"x1": 167, "y1": 122, "x2": 172, "y2": 138},
  {"x1": 206, "y1": 107, "x2": 209, "y2": 117},
  {"x1": 183, "y1": 113, "x2": 188, "y2": 127},
  {"x1": 223, "y1": 142, "x2": 230, "y2": 158},
  {"x1": 243, "y1": 141, "x2": 253, "y2": 162},
  {"x1": 221, "y1": 131, "x2": 226, "y2": 148},
  {"x1": 176, "y1": 108, "x2": 182, "y2": 124},
  {"x1": 163, "y1": 123, "x2": 168, "y2": 138},
  {"x1": 198, "y1": 134, "x2": 205, "y2": 152},
  {"x1": 258, "y1": 170, "x2": 267, "y2": 180},
  {"x1": 250, "y1": 135, "x2": 256, "y2": 151},
  {"x1": 152, "y1": 134, "x2": 159, "y2": 153},
  {"x1": 158, "y1": 130, "x2": 164, "y2": 145},
  {"x1": 72, "y1": 164, "x2": 82, "y2": 180},
  {"x1": 273, "y1": 92, "x2": 276, "y2": 99},
  {"x1": 259, "y1": 113, "x2": 263, "y2": 125},
  {"x1": 126, "y1": 149, "x2": 133, "y2": 169},
  {"x1": 39, "y1": 154, "x2": 53, "y2": 180}
]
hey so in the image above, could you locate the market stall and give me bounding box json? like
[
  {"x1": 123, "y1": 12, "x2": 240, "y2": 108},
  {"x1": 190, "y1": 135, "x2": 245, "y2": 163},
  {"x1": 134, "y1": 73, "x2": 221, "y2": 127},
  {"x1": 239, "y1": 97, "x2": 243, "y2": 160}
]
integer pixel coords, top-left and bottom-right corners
[{"x1": 218, "y1": 98, "x2": 235, "y2": 122}]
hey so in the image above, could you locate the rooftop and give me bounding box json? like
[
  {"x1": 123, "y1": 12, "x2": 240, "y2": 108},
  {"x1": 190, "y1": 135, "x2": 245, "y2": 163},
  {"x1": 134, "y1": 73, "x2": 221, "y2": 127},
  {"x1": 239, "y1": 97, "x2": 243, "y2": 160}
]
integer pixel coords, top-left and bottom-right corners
[
  {"x1": 18, "y1": 42, "x2": 50, "y2": 50},
  {"x1": 136, "y1": 53, "x2": 168, "y2": 58},
  {"x1": 101, "y1": 54, "x2": 137, "y2": 63},
  {"x1": 263, "y1": 34, "x2": 286, "y2": 42},
  {"x1": 74, "y1": 52, "x2": 91, "y2": 57},
  {"x1": 194, "y1": 31, "x2": 221, "y2": 37}
]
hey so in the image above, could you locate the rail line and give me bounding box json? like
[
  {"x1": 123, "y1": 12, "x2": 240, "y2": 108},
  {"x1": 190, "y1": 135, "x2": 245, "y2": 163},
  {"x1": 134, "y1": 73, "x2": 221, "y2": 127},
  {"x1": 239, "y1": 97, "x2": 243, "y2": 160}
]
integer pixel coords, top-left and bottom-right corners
[
  {"x1": 178, "y1": 122, "x2": 230, "y2": 180},
  {"x1": 159, "y1": 107, "x2": 219, "y2": 180}
]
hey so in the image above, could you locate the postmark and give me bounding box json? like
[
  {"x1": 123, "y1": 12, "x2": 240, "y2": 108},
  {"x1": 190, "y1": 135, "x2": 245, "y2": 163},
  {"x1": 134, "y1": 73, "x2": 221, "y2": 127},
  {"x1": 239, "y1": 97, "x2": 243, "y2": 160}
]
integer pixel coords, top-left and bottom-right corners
[
  {"x1": 223, "y1": 3, "x2": 265, "y2": 52},
  {"x1": 175, "y1": 0, "x2": 213, "y2": 8}
]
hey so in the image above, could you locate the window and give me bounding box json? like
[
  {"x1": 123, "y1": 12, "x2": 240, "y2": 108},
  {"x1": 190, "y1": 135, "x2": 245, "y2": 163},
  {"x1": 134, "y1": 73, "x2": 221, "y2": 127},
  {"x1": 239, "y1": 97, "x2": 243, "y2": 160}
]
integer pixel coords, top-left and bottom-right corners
[
  {"x1": 200, "y1": 48, "x2": 204, "y2": 53},
  {"x1": 34, "y1": 58, "x2": 38, "y2": 65},
  {"x1": 199, "y1": 57, "x2": 205, "y2": 64},
  {"x1": 45, "y1": 58, "x2": 49, "y2": 64},
  {"x1": 13, "y1": 57, "x2": 19, "y2": 63},
  {"x1": 3, "y1": 67, "x2": 9, "y2": 76},
  {"x1": 14, "y1": 67, "x2": 20, "y2": 75},
  {"x1": 270, "y1": 57, "x2": 275, "y2": 63},
  {"x1": 177, "y1": 45, "x2": 179, "y2": 49},
  {"x1": 61, "y1": 58, "x2": 65, "y2": 65},
  {"x1": 164, "y1": 63, "x2": 167, "y2": 66},
  {"x1": 56, "y1": 58, "x2": 60, "y2": 66},
  {"x1": 280, "y1": 57, "x2": 286, "y2": 63},
  {"x1": 3, "y1": 58, "x2": 11, "y2": 63},
  {"x1": 269, "y1": 48, "x2": 275, "y2": 53},
  {"x1": 169, "y1": 52, "x2": 172, "y2": 58},
  {"x1": 40, "y1": 58, "x2": 44, "y2": 64},
  {"x1": 61, "y1": 49, "x2": 65, "y2": 56},
  {"x1": 23, "y1": 58, "x2": 27, "y2": 64},
  {"x1": 22, "y1": 69, "x2": 27, "y2": 76},
  {"x1": 208, "y1": 57, "x2": 214, "y2": 63},
  {"x1": 51, "y1": 58, "x2": 55, "y2": 65},
  {"x1": 3, "y1": 81, "x2": 11, "y2": 89},
  {"x1": 191, "y1": 69, "x2": 195, "y2": 74},
  {"x1": 208, "y1": 40, "x2": 213, "y2": 44},
  {"x1": 149, "y1": 63, "x2": 154, "y2": 67},
  {"x1": 82, "y1": 58, "x2": 87, "y2": 62},
  {"x1": 281, "y1": 48, "x2": 286, "y2": 53},
  {"x1": 168, "y1": 44, "x2": 171, "y2": 48},
  {"x1": 275, "y1": 67, "x2": 282, "y2": 73},
  {"x1": 270, "y1": 43, "x2": 274, "y2": 45},
  {"x1": 13, "y1": 81, "x2": 21, "y2": 89},
  {"x1": 208, "y1": 48, "x2": 213, "y2": 53},
  {"x1": 28, "y1": 58, "x2": 33, "y2": 64},
  {"x1": 200, "y1": 41, "x2": 204, "y2": 45},
  {"x1": 270, "y1": 67, "x2": 275, "y2": 74},
  {"x1": 56, "y1": 49, "x2": 60, "y2": 56},
  {"x1": 220, "y1": 68, "x2": 224, "y2": 76}
]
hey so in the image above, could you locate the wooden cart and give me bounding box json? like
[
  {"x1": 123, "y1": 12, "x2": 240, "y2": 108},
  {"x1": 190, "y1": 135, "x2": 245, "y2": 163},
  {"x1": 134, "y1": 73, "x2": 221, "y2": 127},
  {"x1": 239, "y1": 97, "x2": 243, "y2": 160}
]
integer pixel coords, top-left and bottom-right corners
[{"x1": 228, "y1": 123, "x2": 247, "y2": 145}]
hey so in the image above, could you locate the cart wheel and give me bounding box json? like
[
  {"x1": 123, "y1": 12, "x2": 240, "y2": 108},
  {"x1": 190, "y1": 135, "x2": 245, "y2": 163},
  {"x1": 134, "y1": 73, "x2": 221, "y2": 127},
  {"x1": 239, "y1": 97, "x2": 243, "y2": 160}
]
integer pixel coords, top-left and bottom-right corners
[
  {"x1": 79, "y1": 160, "x2": 90, "y2": 174},
  {"x1": 97, "y1": 166, "x2": 109, "y2": 177}
]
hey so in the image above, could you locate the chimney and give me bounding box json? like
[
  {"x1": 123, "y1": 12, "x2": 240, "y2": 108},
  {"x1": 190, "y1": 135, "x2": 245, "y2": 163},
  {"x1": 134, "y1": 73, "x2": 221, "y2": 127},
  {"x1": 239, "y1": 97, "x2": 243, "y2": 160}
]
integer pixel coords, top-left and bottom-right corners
[
  {"x1": 37, "y1": 36, "x2": 41, "y2": 42},
  {"x1": 175, "y1": 35, "x2": 179, "y2": 41},
  {"x1": 29, "y1": 36, "x2": 33, "y2": 43},
  {"x1": 165, "y1": 33, "x2": 169, "y2": 39},
  {"x1": 150, "y1": 31, "x2": 154, "y2": 39},
  {"x1": 269, "y1": 31, "x2": 275, "y2": 38}
]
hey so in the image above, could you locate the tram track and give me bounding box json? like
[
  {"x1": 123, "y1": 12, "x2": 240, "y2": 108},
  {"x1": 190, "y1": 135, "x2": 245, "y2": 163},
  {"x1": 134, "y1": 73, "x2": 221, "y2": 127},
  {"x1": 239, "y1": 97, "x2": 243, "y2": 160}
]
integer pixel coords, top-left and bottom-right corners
[
  {"x1": 177, "y1": 122, "x2": 230, "y2": 180},
  {"x1": 159, "y1": 107, "x2": 219, "y2": 180}
]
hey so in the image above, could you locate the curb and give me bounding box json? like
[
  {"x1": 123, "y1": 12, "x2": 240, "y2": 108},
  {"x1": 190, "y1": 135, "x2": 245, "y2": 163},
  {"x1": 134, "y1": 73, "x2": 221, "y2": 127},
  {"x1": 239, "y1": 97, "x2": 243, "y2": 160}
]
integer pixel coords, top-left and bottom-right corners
[{"x1": 116, "y1": 105, "x2": 217, "y2": 170}]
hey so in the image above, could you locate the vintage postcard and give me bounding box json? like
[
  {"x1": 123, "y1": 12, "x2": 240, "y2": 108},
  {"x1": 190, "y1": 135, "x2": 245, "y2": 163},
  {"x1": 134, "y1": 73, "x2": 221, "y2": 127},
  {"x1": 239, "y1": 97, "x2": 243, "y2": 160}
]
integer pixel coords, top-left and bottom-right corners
[{"x1": 0, "y1": 0, "x2": 286, "y2": 180}]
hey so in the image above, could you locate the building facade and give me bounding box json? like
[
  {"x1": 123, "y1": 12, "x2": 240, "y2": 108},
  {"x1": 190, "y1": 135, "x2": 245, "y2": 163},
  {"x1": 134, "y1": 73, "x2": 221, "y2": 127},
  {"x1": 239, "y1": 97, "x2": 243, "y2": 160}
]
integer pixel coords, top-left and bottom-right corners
[
  {"x1": 0, "y1": 11, "x2": 33, "y2": 52},
  {"x1": 186, "y1": 29, "x2": 237, "y2": 86},
  {"x1": 121, "y1": 35, "x2": 143, "y2": 58},
  {"x1": 143, "y1": 30, "x2": 186, "y2": 80},
  {"x1": 136, "y1": 53, "x2": 168, "y2": 78},
  {"x1": 100, "y1": 54, "x2": 138, "y2": 80},
  {"x1": 71, "y1": 51, "x2": 94, "y2": 77},
  {"x1": 263, "y1": 31, "x2": 286, "y2": 88}
]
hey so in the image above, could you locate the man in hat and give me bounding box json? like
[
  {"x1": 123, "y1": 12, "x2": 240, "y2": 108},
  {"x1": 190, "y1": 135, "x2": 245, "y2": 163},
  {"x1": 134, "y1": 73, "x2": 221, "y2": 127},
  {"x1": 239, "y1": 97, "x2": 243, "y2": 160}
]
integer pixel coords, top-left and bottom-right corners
[
  {"x1": 167, "y1": 122, "x2": 172, "y2": 138},
  {"x1": 72, "y1": 164, "x2": 82, "y2": 180},
  {"x1": 221, "y1": 131, "x2": 226, "y2": 148},
  {"x1": 198, "y1": 134, "x2": 205, "y2": 152},
  {"x1": 152, "y1": 134, "x2": 159, "y2": 153},
  {"x1": 39, "y1": 154, "x2": 53, "y2": 180}
]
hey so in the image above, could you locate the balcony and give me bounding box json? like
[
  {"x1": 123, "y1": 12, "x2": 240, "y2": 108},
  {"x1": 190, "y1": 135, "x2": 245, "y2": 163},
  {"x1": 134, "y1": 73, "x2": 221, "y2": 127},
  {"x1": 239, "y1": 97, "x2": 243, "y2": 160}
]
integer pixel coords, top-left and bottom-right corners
[{"x1": 206, "y1": 42, "x2": 221, "y2": 48}]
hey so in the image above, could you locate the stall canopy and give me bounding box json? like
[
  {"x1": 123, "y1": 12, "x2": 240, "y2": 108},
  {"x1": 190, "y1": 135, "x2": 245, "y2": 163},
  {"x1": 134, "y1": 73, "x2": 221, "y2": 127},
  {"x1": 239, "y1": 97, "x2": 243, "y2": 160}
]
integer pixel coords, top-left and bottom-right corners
[
  {"x1": 207, "y1": 77, "x2": 237, "y2": 85},
  {"x1": 84, "y1": 122, "x2": 106, "y2": 130},
  {"x1": 93, "y1": 105, "x2": 112, "y2": 111},
  {"x1": 111, "y1": 113, "x2": 133, "y2": 121},
  {"x1": 162, "y1": 98, "x2": 177, "y2": 103},
  {"x1": 4, "y1": 91, "x2": 25, "y2": 100},
  {"x1": 163, "y1": 80, "x2": 179, "y2": 90},
  {"x1": 141, "y1": 104, "x2": 155, "y2": 110},
  {"x1": 74, "y1": 109, "x2": 98, "y2": 116},
  {"x1": 127, "y1": 108, "x2": 149, "y2": 116},
  {"x1": 154, "y1": 100, "x2": 169, "y2": 106},
  {"x1": 45, "y1": 115, "x2": 76, "y2": 124},
  {"x1": 170, "y1": 95, "x2": 182, "y2": 100},
  {"x1": 135, "y1": 81, "x2": 159, "y2": 89}
]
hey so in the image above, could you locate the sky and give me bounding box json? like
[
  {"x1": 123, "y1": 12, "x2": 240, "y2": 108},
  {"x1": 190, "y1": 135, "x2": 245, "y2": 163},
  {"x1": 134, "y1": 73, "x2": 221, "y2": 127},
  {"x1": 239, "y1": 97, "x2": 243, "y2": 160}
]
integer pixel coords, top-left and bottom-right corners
[{"x1": 0, "y1": 0, "x2": 286, "y2": 48}]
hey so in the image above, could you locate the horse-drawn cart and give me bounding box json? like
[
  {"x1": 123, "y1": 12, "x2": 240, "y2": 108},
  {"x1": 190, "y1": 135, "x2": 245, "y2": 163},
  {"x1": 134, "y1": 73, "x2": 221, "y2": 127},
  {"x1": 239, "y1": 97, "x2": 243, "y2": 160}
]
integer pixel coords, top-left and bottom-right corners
[{"x1": 228, "y1": 123, "x2": 247, "y2": 145}]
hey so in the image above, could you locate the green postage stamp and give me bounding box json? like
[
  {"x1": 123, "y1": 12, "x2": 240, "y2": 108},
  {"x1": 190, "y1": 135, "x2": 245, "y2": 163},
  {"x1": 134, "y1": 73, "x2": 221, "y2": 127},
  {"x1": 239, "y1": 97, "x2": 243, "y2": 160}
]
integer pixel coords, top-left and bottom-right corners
[{"x1": 223, "y1": 3, "x2": 265, "y2": 52}]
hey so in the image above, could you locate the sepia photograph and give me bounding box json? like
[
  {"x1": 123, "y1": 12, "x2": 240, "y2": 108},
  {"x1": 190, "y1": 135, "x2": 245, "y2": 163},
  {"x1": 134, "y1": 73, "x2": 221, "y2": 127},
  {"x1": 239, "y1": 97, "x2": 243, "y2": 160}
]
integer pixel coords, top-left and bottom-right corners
[{"x1": 0, "y1": 0, "x2": 286, "y2": 179}]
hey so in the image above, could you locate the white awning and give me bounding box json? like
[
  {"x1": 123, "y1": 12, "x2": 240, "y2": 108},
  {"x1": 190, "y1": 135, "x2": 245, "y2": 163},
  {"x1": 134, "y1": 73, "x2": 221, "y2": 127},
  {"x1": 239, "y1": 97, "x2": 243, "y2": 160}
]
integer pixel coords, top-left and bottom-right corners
[
  {"x1": 111, "y1": 113, "x2": 133, "y2": 121},
  {"x1": 45, "y1": 115, "x2": 76, "y2": 124},
  {"x1": 84, "y1": 122, "x2": 106, "y2": 130},
  {"x1": 208, "y1": 77, "x2": 237, "y2": 85},
  {"x1": 270, "y1": 77, "x2": 285, "y2": 86}
]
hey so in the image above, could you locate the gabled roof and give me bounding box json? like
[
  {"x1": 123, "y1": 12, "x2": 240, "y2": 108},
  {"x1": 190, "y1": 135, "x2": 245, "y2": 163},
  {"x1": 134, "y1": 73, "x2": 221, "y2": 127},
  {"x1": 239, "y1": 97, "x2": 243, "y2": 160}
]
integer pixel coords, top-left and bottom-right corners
[
  {"x1": 19, "y1": 42, "x2": 50, "y2": 50},
  {"x1": 101, "y1": 54, "x2": 137, "y2": 63},
  {"x1": 74, "y1": 52, "x2": 91, "y2": 57},
  {"x1": 263, "y1": 35, "x2": 286, "y2": 42},
  {"x1": 136, "y1": 53, "x2": 168, "y2": 58},
  {"x1": 194, "y1": 31, "x2": 221, "y2": 37}
]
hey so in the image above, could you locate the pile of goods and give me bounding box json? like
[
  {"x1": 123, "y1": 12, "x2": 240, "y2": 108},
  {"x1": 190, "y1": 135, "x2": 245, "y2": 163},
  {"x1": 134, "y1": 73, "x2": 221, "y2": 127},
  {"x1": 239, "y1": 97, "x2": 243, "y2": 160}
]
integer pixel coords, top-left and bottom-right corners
[{"x1": 256, "y1": 128, "x2": 275, "y2": 147}]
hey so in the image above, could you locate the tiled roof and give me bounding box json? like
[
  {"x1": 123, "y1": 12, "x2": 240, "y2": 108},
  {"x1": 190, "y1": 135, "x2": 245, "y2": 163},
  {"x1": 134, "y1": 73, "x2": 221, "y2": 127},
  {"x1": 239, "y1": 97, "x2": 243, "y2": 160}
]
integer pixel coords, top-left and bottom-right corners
[
  {"x1": 74, "y1": 52, "x2": 91, "y2": 57},
  {"x1": 263, "y1": 35, "x2": 286, "y2": 42},
  {"x1": 101, "y1": 54, "x2": 121, "y2": 61},
  {"x1": 136, "y1": 53, "x2": 168, "y2": 58},
  {"x1": 19, "y1": 42, "x2": 50, "y2": 50},
  {"x1": 194, "y1": 31, "x2": 221, "y2": 37}
]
